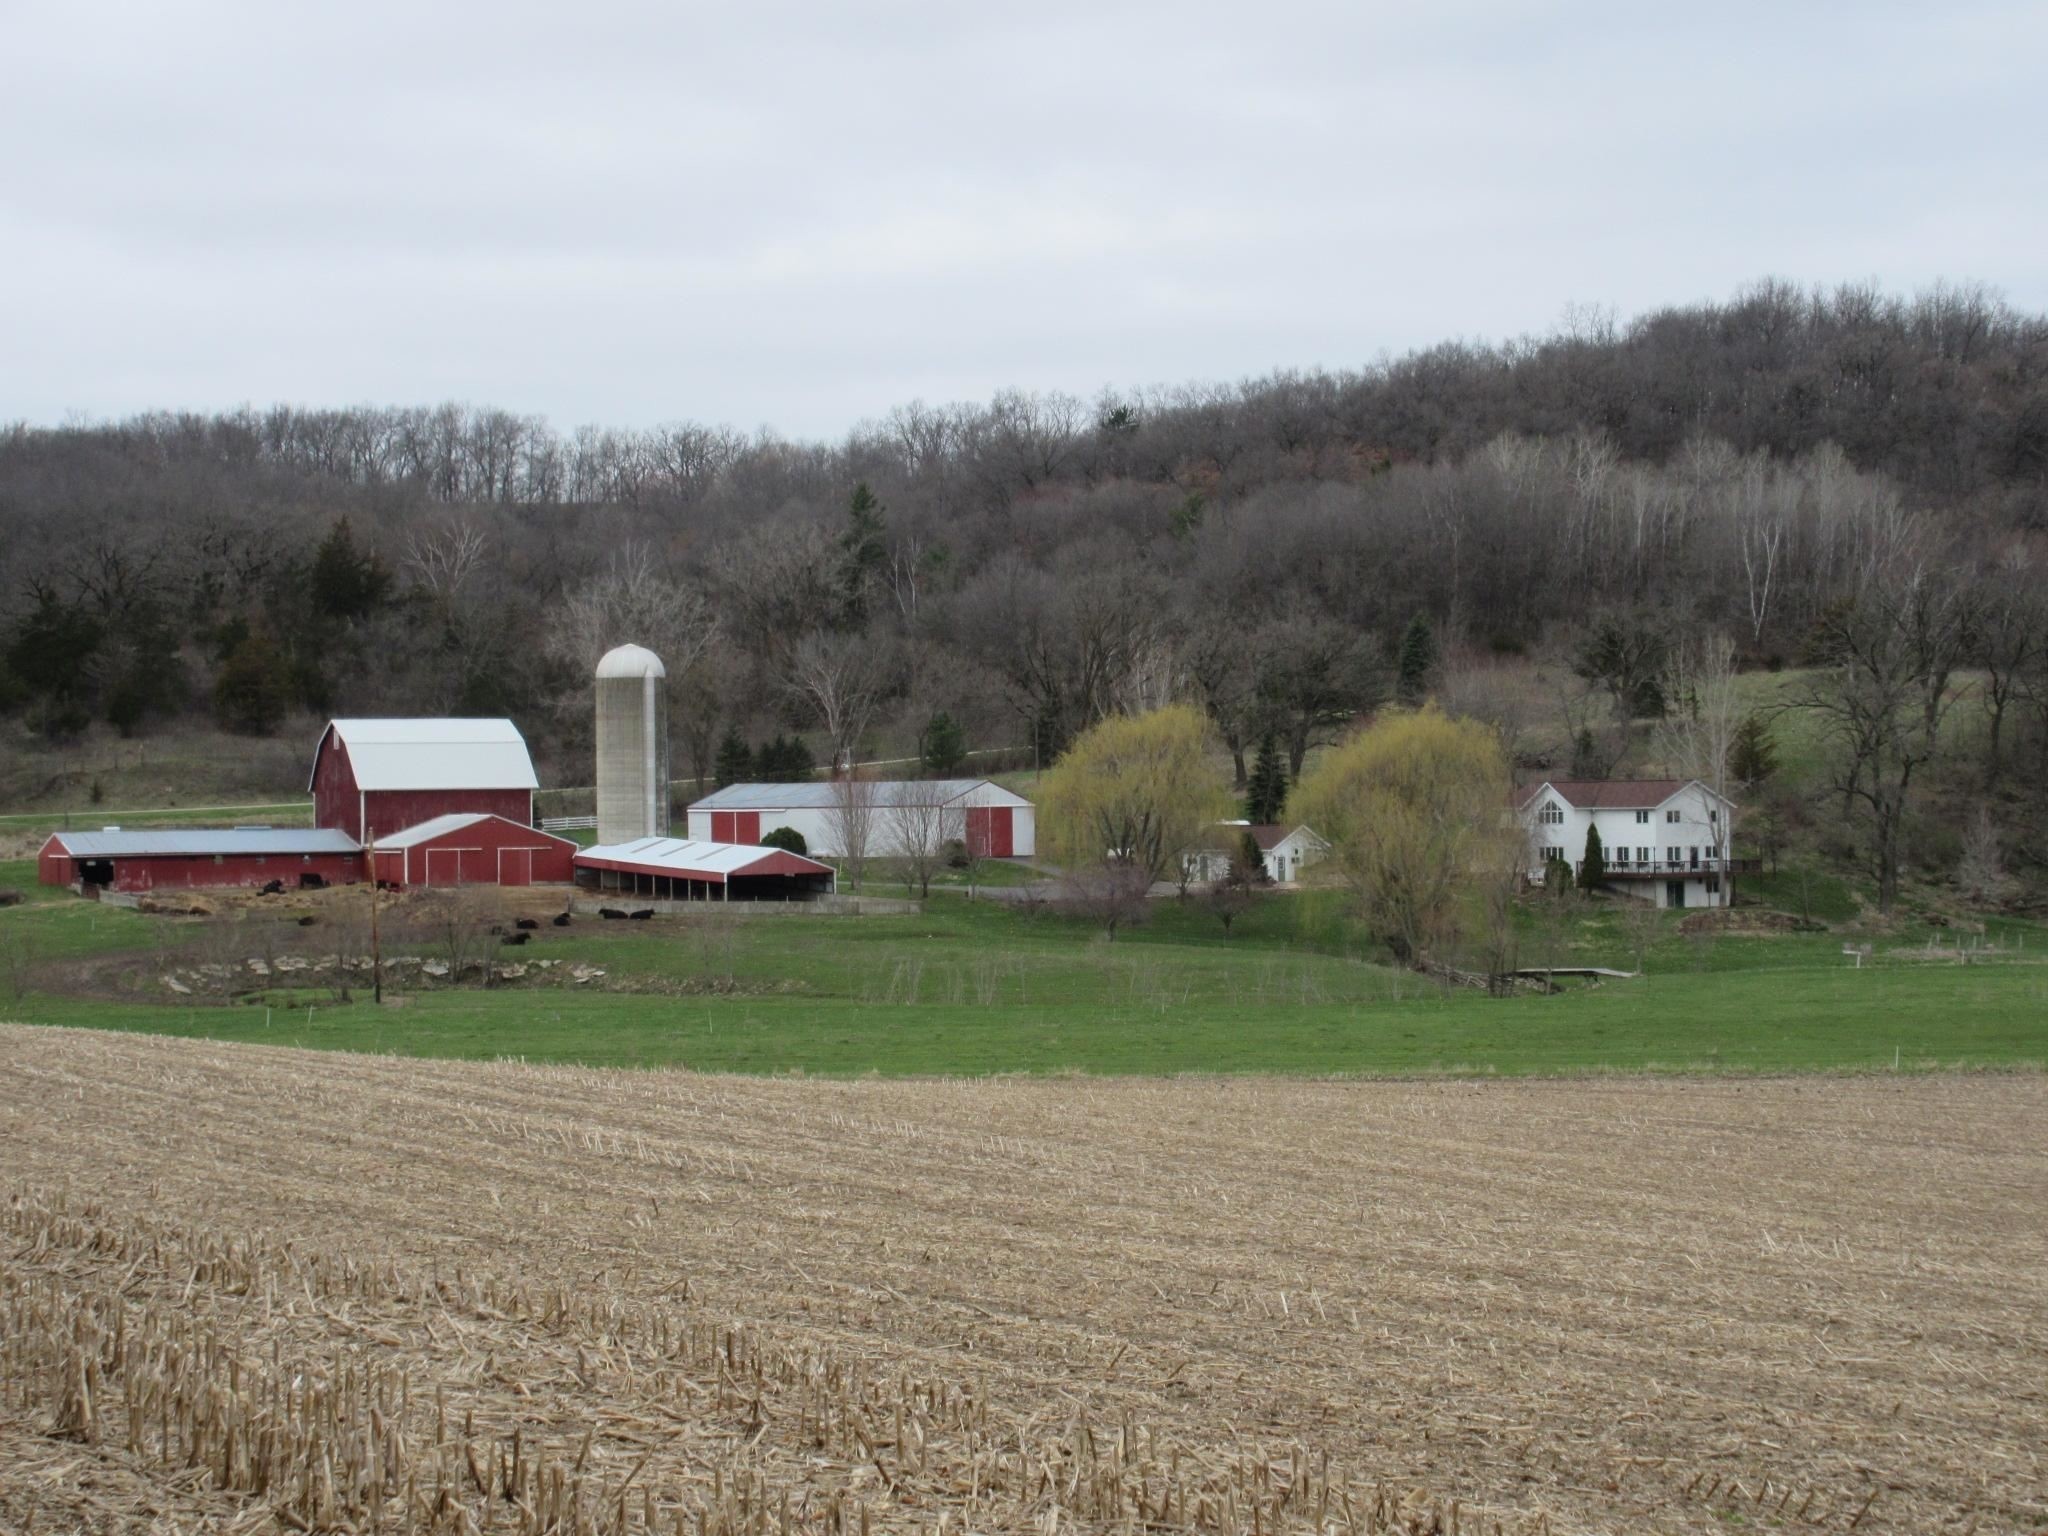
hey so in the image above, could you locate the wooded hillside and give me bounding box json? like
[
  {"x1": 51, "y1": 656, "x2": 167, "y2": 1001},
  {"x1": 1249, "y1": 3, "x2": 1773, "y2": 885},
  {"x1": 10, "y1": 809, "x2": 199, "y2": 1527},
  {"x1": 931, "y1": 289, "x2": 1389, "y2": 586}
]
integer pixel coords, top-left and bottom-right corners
[{"x1": 4, "y1": 278, "x2": 2046, "y2": 896}]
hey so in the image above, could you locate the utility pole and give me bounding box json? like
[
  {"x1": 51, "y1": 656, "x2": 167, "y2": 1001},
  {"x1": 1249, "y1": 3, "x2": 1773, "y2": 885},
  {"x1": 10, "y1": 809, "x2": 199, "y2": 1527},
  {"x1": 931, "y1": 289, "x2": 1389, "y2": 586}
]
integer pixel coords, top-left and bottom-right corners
[{"x1": 368, "y1": 835, "x2": 382, "y2": 1005}]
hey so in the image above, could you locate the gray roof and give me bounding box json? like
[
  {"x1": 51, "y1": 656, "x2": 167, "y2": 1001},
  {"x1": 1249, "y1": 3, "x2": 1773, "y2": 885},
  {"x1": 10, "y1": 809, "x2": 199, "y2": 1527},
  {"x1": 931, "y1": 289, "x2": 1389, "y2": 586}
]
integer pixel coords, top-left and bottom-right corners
[
  {"x1": 689, "y1": 779, "x2": 1027, "y2": 810},
  {"x1": 46, "y1": 828, "x2": 362, "y2": 858},
  {"x1": 310, "y1": 718, "x2": 539, "y2": 792}
]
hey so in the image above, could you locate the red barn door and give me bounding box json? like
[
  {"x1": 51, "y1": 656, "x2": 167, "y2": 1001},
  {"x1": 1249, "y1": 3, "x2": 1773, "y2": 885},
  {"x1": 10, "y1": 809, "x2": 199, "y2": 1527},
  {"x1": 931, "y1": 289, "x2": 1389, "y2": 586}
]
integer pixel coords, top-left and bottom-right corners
[{"x1": 966, "y1": 807, "x2": 1015, "y2": 858}]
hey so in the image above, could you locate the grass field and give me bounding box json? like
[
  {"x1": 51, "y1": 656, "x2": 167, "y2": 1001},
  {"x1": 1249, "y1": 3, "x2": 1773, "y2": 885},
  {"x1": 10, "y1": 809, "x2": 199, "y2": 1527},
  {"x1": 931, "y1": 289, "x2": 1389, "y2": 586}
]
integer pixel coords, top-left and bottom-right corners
[
  {"x1": 5, "y1": 855, "x2": 2046, "y2": 1077},
  {"x1": 3, "y1": 1028, "x2": 2042, "y2": 1535}
]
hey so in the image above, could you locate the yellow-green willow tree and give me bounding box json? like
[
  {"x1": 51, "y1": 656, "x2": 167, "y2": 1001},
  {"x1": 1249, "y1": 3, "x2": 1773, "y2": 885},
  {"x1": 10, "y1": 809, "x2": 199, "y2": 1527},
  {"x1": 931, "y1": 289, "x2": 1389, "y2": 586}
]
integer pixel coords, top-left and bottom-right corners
[
  {"x1": 1040, "y1": 704, "x2": 1234, "y2": 889},
  {"x1": 1289, "y1": 706, "x2": 1521, "y2": 966}
]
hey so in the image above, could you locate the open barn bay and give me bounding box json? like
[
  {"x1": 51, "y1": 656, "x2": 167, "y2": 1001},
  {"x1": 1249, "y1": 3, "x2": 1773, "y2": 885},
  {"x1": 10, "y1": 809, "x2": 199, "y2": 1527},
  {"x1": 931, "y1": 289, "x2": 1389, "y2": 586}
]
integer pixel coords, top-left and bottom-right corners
[{"x1": 1, "y1": 1025, "x2": 2043, "y2": 1535}]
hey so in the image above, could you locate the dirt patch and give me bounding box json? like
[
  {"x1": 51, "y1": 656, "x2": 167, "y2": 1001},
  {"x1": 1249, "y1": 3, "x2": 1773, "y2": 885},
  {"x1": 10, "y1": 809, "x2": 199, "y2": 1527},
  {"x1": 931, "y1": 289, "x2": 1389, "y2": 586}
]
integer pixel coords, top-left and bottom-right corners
[{"x1": 1680, "y1": 907, "x2": 1828, "y2": 934}]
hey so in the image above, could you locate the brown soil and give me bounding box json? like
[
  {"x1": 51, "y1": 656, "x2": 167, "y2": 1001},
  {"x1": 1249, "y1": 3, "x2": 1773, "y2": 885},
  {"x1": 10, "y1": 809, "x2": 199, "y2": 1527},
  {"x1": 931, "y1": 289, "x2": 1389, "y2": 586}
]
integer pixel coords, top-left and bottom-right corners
[{"x1": 1, "y1": 1028, "x2": 2042, "y2": 1535}]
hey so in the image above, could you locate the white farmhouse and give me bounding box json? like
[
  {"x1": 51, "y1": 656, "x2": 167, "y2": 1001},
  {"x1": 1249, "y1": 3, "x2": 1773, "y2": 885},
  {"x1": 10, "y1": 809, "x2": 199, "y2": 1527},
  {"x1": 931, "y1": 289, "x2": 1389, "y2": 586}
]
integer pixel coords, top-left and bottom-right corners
[
  {"x1": 1182, "y1": 822, "x2": 1331, "y2": 885},
  {"x1": 685, "y1": 780, "x2": 1035, "y2": 859},
  {"x1": 1517, "y1": 779, "x2": 1748, "y2": 909}
]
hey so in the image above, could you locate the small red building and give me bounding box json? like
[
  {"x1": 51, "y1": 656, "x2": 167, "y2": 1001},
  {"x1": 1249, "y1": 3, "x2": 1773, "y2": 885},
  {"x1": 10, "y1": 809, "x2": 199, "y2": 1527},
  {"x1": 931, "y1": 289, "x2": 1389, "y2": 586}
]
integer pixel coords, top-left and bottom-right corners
[
  {"x1": 310, "y1": 718, "x2": 539, "y2": 842},
  {"x1": 38, "y1": 828, "x2": 364, "y2": 894},
  {"x1": 368, "y1": 814, "x2": 577, "y2": 888}
]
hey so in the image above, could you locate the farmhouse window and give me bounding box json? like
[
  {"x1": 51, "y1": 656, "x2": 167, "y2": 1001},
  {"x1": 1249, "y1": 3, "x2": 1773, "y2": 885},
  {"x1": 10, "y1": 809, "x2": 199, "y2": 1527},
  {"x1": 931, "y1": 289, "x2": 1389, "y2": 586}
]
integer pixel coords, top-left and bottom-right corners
[
  {"x1": 1709, "y1": 808, "x2": 1719, "y2": 823},
  {"x1": 1666, "y1": 809, "x2": 1680, "y2": 823},
  {"x1": 1538, "y1": 802, "x2": 1564, "y2": 825},
  {"x1": 1635, "y1": 810, "x2": 1649, "y2": 824},
  {"x1": 1667, "y1": 847, "x2": 1680, "y2": 863},
  {"x1": 1638, "y1": 847, "x2": 1650, "y2": 863},
  {"x1": 1705, "y1": 875, "x2": 1721, "y2": 894}
]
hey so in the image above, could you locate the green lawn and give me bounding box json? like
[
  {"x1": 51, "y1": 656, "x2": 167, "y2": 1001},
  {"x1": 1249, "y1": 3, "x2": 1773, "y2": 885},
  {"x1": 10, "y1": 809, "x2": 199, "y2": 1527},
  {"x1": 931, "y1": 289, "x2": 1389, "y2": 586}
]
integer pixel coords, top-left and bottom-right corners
[{"x1": 5, "y1": 872, "x2": 2045, "y2": 1077}]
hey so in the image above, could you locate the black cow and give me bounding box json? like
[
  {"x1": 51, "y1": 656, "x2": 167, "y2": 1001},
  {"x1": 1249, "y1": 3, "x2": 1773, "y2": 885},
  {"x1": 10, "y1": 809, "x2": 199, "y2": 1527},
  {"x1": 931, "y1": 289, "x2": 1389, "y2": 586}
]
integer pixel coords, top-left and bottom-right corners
[
  {"x1": 598, "y1": 907, "x2": 627, "y2": 920},
  {"x1": 499, "y1": 931, "x2": 530, "y2": 946},
  {"x1": 259, "y1": 879, "x2": 284, "y2": 896},
  {"x1": 551, "y1": 913, "x2": 572, "y2": 927},
  {"x1": 628, "y1": 908, "x2": 655, "y2": 920},
  {"x1": 296, "y1": 915, "x2": 317, "y2": 927},
  {"x1": 515, "y1": 917, "x2": 539, "y2": 931}
]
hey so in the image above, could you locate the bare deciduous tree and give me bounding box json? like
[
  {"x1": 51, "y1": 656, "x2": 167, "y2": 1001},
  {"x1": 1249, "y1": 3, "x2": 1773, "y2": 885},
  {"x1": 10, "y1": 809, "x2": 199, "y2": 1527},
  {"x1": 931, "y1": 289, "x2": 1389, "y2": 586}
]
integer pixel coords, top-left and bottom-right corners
[
  {"x1": 1792, "y1": 558, "x2": 1971, "y2": 914},
  {"x1": 888, "y1": 794, "x2": 947, "y2": 899},
  {"x1": 786, "y1": 631, "x2": 890, "y2": 775},
  {"x1": 825, "y1": 773, "x2": 879, "y2": 894}
]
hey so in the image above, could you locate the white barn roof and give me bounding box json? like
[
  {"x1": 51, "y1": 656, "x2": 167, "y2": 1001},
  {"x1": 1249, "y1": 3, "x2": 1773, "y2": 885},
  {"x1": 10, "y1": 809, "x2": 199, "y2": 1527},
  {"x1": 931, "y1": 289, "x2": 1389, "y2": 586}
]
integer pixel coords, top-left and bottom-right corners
[
  {"x1": 689, "y1": 779, "x2": 1028, "y2": 811},
  {"x1": 312, "y1": 719, "x2": 539, "y2": 793},
  {"x1": 45, "y1": 828, "x2": 361, "y2": 858},
  {"x1": 576, "y1": 837, "x2": 834, "y2": 881}
]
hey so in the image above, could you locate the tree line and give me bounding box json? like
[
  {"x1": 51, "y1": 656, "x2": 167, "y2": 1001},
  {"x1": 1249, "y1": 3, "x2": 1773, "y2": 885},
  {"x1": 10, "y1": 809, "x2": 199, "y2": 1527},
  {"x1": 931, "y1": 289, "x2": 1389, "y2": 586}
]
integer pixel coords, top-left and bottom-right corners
[{"x1": 3, "y1": 279, "x2": 2046, "y2": 898}]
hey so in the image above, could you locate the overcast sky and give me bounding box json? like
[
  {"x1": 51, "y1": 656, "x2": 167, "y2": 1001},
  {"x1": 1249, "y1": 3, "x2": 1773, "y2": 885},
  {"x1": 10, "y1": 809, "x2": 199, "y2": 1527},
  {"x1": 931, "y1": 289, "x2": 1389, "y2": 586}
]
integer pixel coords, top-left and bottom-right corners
[{"x1": 3, "y1": 0, "x2": 2042, "y2": 440}]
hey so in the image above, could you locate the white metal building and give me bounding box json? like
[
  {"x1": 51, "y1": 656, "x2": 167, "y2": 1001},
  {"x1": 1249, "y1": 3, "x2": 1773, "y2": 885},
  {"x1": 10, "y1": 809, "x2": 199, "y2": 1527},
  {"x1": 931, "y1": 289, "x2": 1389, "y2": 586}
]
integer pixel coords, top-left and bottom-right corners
[
  {"x1": 1519, "y1": 779, "x2": 1749, "y2": 909},
  {"x1": 685, "y1": 780, "x2": 1036, "y2": 859}
]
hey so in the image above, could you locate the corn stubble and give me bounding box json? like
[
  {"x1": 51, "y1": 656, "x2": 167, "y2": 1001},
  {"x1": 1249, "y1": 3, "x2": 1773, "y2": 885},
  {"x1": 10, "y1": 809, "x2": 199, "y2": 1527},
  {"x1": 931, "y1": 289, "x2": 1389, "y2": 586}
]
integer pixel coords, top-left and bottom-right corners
[{"x1": 0, "y1": 1025, "x2": 2042, "y2": 1536}]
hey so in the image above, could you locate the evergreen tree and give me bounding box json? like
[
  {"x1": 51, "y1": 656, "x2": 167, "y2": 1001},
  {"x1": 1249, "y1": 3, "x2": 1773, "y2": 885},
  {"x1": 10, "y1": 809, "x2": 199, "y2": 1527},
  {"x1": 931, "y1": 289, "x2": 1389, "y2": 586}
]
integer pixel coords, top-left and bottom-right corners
[
  {"x1": 1578, "y1": 823, "x2": 1607, "y2": 891},
  {"x1": 1395, "y1": 614, "x2": 1436, "y2": 705},
  {"x1": 757, "y1": 734, "x2": 815, "y2": 783},
  {"x1": 1245, "y1": 734, "x2": 1288, "y2": 824},
  {"x1": 838, "y1": 483, "x2": 888, "y2": 627},
  {"x1": 1730, "y1": 712, "x2": 1778, "y2": 786},
  {"x1": 1240, "y1": 828, "x2": 1270, "y2": 884},
  {"x1": 714, "y1": 726, "x2": 754, "y2": 787},
  {"x1": 7, "y1": 589, "x2": 101, "y2": 739},
  {"x1": 921, "y1": 710, "x2": 967, "y2": 775},
  {"x1": 309, "y1": 517, "x2": 392, "y2": 621},
  {"x1": 214, "y1": 630, "x2": 293, "y2": 735}
]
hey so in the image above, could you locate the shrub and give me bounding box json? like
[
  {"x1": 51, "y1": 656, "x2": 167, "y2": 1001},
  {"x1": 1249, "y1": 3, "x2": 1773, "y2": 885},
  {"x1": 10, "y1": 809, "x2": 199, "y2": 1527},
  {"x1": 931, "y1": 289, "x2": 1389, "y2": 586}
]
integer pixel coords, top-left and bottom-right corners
[{"x1": 760, "y1": 825, "x2": 808, "y2": 857}]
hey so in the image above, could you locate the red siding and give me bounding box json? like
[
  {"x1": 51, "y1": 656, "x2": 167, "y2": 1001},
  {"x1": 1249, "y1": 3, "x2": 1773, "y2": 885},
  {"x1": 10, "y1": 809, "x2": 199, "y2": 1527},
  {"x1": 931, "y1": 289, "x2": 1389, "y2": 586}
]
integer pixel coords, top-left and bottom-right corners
[
  {"x1": 92, "y1": 853, "x2": 363, "y2": 893},
  {"x1": 386, "y1": 816, "x2": 575, "y2": 888},
  {"x1": 310, "y1": 730, "x2": 361, "y2": 834},
  {"x1": 312, "y1": 728, "x2": 535, "y2": 840},
  {"x1": 362, "y1": 789, "x2": 532, "y2": 845},
  {"x1": 964, "y1": 807, "x2": 1013, "y2": 858},
  {"x1": 36, "y1": 839, "x2": 72, "y2": 887}
]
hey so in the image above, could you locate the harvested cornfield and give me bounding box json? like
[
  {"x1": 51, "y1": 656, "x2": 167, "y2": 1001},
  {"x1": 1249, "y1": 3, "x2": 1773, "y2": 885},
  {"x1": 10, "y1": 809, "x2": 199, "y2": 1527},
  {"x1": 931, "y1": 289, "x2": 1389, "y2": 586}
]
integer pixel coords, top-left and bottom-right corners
[{"x1": 0, "y1": 1027, "x2": 2042, "y2": 1536}]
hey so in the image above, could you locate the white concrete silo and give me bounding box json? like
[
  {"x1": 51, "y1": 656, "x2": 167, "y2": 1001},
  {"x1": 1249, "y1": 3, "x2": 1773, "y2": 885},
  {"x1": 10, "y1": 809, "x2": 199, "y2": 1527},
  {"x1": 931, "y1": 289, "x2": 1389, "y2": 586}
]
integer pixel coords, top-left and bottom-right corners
[{"x1": 594, "y1": 643, "x2": 669, "y2": 845}]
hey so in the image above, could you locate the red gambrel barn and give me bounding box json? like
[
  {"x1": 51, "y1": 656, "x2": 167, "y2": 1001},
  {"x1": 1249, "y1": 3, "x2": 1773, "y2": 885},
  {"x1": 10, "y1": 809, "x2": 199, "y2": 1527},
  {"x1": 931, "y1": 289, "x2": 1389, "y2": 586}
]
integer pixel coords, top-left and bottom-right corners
[
  {"x1": 368, "y1": 814, "x2": 577, "y2": 888},
  {"x1": 38, "y1": 829, "x2": 363, "y2": 894},
  {"x1": 311, "y1": 719, "x2": 539, "y2": 842}
]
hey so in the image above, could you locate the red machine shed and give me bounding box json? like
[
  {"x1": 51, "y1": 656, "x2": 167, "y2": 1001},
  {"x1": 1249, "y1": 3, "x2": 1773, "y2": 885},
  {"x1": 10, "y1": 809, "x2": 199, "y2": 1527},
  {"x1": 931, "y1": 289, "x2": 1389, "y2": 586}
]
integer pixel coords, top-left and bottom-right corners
[
  {"x1": 310, "y1": 719, "x2": 539, "y2": 842},
  {"x1": 369, "y1": 814, "x2": 577, "y2": 888},
  {"x1": 574, "y1": 837, "x2": 836, "y2": 902},
  {"x1": 37, "y1": 829, "x2": 364, "y2": 894}
]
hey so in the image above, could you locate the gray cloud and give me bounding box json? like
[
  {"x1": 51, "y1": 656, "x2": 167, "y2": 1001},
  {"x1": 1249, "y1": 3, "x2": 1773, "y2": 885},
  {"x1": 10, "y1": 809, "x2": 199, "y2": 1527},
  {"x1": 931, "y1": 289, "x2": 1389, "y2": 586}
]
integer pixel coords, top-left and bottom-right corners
[{"x1": 3, "y1": 0, "x2": 2042, "y2": 437}]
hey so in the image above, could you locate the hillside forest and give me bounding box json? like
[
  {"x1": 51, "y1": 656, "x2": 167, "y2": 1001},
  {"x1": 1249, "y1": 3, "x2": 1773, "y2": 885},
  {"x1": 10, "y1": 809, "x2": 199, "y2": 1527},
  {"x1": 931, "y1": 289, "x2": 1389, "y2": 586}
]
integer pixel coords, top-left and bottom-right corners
[{"x1": 4, "y1": 279, "x2": 2047, "y2": 909}]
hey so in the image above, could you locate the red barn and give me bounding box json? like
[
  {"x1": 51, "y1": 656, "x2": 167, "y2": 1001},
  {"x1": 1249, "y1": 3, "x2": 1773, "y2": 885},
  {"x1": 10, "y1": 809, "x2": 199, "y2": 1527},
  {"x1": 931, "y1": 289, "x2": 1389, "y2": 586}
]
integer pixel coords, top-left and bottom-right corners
[
  {"x1": 38, "y1": 828, "x2": 363, "y2": 893},
  {"x1": 310, "y1": 719, "x2": 539, "y2": 843},
  {"x1": 368, "y1": 814, "x2": 577, "y2": 888}
]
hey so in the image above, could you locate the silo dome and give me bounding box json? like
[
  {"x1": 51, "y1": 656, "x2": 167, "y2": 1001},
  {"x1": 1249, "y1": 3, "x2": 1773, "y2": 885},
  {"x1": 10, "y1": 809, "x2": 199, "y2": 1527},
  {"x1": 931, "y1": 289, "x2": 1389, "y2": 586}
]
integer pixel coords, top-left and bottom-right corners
[
  {"x1": 595, "y1": 643, "x2": 670, "y2": 844},
  {"x1": 596, "y1": 642, "x2": 666, "y2": 680}
]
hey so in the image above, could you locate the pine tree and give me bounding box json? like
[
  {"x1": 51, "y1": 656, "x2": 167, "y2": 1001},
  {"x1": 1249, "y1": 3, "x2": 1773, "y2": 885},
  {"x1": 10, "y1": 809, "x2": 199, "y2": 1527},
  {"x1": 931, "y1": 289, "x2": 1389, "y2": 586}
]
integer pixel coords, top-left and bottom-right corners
[
  {"x1": 309, "y1": 517, "x2": 391, "y2": 621},
  {"x1": 1730, "y1": 712, "x2": 1778, "y2": 786},
  {"x1": 714, "y1": 726, "x2": 754, "y2": 787},
  {"x1": 757, "y1": 734, "x2": 815, "y2": 783},
  {"x1": 921, "y1": 711, "x2": 967, "y2": 775},
  {"x1": 838, "y1": 483, "x2": 888, "y2": 626},
  {"x1": 1245, "y1": 733, "x2": 1288, "y2": 824},
  {"x1": 1396, "y1": 614, "x2": 1436, "y2": 705},
  {"x1": 214, "y1": 630, "x2": 293, "y2": 736},
  {"x1": 1578, "y1": 823, "x2": 1607, "y2": 891}
]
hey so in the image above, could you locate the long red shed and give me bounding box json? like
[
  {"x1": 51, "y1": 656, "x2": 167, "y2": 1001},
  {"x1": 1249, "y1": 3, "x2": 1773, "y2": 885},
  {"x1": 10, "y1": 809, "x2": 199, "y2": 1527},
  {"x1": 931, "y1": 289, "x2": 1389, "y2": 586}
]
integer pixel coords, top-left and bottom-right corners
[
  {"x1": 37, "y1": 828, "x2": 363, "y2": 894},
  {"x1": 368, "y1": 814, "x2": 577, "y2": 888},
  {"x1": 311, "y1": 719, "x2": 539, "y2": 843},
  {"x1": 573, "y1": 837, "x2": 836, "y2": 902}
]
